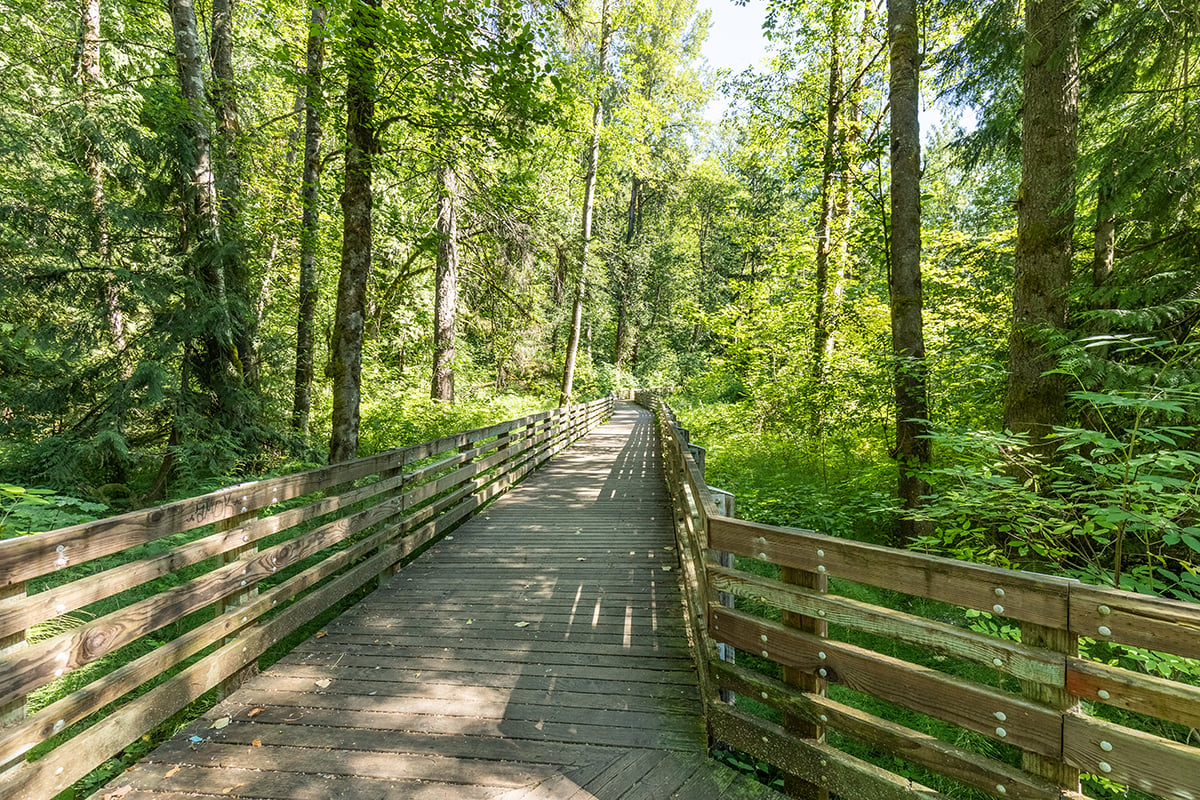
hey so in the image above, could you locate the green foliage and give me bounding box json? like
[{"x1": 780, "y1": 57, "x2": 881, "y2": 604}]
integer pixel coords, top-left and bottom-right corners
[
  {"x1": 711, "y1": 746, "x2": 786, "y2": 791},
  {"x1": 0, "y1": 483, "x2": 107, "y2": 539},
  {"x1": 910, "y1": 388, "x2": 1200, "y2": 600},
  {"x1": 672, "y1": 386, "x2": 895, "y2": 542}
]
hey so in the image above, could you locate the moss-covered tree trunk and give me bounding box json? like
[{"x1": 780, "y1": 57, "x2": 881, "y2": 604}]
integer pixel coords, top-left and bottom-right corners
[
  {"x1": 79, "y1": 0, "x2": 126, "y2": 361},
  {"x1": 888, "y1": 0, "x2": 931, "y2": 541},
  {"x1": 810, "y1": 4, "x2": 843, "y2": 402},
  {"x1": 329, "y1": 0, "x2": 378, "y2": 463},
  {"x1": 168, "y1": 0, "x2": 239, "y2": 394},
  {"x1": 292, "y1": 0, "x2": 326, "y2": 437},
  {"x1": 208, "y1": 0, "x2": 259, "y2": 390}
]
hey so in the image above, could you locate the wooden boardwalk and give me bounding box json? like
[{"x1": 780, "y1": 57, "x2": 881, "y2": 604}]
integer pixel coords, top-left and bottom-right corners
[{"x1": 102, "y1": 405, "x2": 783, "y2": 799}]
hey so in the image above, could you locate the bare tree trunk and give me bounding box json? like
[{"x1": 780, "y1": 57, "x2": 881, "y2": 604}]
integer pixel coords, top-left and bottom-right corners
[
  {"x1": 329, "y1": 0, "x2": 378, "y2": 463},
  {"x1": 79, "y1": 0, "x2": 127, "y2": 363},
  {"x1": 1004, "y1": 0, "x2": 1079, "y2": 446},
  {"x1": 431, "y1": 161, "x2": 459, "y2": 402},
  {"x1": 888, "y1": 0, "x2": 931, "y2": 542},
  {"x1": 810, "y1": 6, "x2": 843, "y2": 398},
  {"x1": 292, "y1": 0, "x2": 326, "y2": 437},
  {"x1": 561, "y1": 0, "x2": 611, "y2": 407}
]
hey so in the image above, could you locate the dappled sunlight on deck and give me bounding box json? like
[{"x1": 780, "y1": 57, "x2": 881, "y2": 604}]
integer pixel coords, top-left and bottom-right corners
[{"x1": 96, "y1": 404, "x2": 784, "y2": 800}]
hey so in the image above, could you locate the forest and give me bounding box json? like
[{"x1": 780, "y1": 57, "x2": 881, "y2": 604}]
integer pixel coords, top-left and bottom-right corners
[{"x1": 1, "y1": 0, "x2": 1198, "y2": 610}]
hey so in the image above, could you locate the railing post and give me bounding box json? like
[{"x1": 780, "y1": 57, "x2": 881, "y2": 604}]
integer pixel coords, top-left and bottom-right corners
[
  {"x1": 781, "y1": 563, "x2": 829, "y2": 800},
  {"x1": 709, "y1": 488, "x2": 737, "y2": 706},
  {"x1": 217, "y1": 504, "x2": 259, "y2": 699},
  {"x1": 1020, "y1": 620, "x2": 1081, "y2": 792},
  {"x1": 1, "y1": 580, "x2": 26, "y2": 779}
]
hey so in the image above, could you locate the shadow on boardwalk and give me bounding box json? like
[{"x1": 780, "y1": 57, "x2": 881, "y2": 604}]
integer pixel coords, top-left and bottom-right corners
[{"x1": 99, "y1": 405, "x2": 783, "y2": 799}]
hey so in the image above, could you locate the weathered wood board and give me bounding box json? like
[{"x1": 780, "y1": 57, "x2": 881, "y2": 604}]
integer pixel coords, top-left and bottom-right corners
[{"x1": 93, "y1": 406, "x2": 785, "y2": 800}]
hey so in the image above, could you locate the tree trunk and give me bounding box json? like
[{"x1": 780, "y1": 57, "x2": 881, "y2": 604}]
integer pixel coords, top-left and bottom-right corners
[
  {"x1": 561, "y1": 0, "x2": 611, "y2": 407},
  {"x1": 1091, "y1": 177, "x2": 1116, "y2": 292},
  {"x1": 615, "y1": 305, "x2": 629, "y2": 370},
  {"x1": 888, "y1": 0, "x2": 932, "y2": 542},
  {"x1": 208, "y1": 0, "x2": 260, "y2": 389},
  {"x1": 79, "y1": 0, "x2": 127, "y2": 362},
  {"x1": 329, "y1": 0, "x2": 378, "y2": 464},
  {"x1": 614, "y1": 175, "x2": 640, "y2": 371},
  {"x1": 292, "y1": 0, "x2": 326, "y2": 437},
  {"x1": 826, "y1": 0, "x2": 869, "y2": 365},
  {"x1": 431, "y1": 161, "x2": 459, "y2": 402},
  {"x1": 168, "y1": 0, "x2": 237, "y2": 397},
  {"x1": 810, "y1": 6, "x2": 843, "y2": 398},
  {"x1": 1004, "y1": 0, "x2": 1079, "y2": 446}
]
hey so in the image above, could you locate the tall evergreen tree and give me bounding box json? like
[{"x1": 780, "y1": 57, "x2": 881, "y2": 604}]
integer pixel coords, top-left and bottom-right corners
[{"x1": 1004, "y1": 0, "x2": 1079, "y2": 444}]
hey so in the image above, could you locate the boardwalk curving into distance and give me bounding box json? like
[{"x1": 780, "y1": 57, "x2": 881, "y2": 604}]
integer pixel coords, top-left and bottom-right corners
[{"x1": 101, "y1": 405, "x2": 784, "y2": 799}]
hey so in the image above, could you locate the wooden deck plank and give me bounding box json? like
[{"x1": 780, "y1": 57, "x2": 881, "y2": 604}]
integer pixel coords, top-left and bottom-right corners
[{"x1": 95, "y1": 405, "x2": 784, "y2": 800}]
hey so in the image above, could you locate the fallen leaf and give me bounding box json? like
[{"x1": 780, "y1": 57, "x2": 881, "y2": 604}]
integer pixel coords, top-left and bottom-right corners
[
  {"x1": 466, "y1": 619, "x2": 473, "y2": 624},
  {"x1": 211, "y1": 716, "x2": 231, "y2": 730},
  {"x1": 102, "y1": 785, "x2": 133, "y2": 799},
  {"x1": 314, "y1": 630, "x2": 327, "y2": 639},
  {"x1": 246, "y1": 706, "x2": 265, "y2": 718},
  {"x1": 164, "y1": 766, "x2": 181, "y2": 779},
  {"x1": 221, "y1": 785, "x2": 242, "y2": 795},
  {"x1": 576, "y1": 557, "x2": 586, "y2": 562},
  {"x1": 314, "y1": 678, "x2": 332, "y2": 689},
  {"x1": 251, "y1": 739, "x2": 262, "y2": 747},
  {"x1": 445, "y1": 535, "x2": 454, "y2": 540},
  {"x1": 662, "y1": 566, "x2": 672, "y2": 571},
  {"x1": 514, "y1": 621, "x2": 530, "y2": 628}
]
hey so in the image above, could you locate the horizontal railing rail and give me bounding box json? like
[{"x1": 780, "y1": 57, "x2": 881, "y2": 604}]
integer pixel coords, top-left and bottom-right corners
[
  {"x1": 0, "y1": 396, "x2": 613, "y2": 799},
  {"x1": 639, "y1": 391, "x2": 1200, "y2": 800}
]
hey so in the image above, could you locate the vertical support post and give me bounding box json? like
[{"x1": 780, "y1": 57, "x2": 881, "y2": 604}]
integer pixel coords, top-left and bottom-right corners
[
  {"x1": 710, "y1": 488, "x2": 737, "y2": 705},
  {"x1": 781, "y1": 564, "x2": 829, "y2": 800},
  {"x1": 378, "y1": 460, "x2": 406, "y2": 580},
  {"x1": 525, "y1": 415, "x2": 536, "y2": 469},
  {"x1": 1, "y1": 581, "x2": 27, "y2": 779},
  {"x1": 217, "y1": 504, "x2": 259, "y2": 699},
  {"x1": 1020, "y1": 621, "x2": 1081, "y2": 791}
]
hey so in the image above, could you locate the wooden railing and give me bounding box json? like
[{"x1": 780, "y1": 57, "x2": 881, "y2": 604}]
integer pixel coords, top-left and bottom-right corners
[
  {"x1": 640, "y1": 392, "x2": 1200, "y2": 800},
  {"x1": 0, "y1": 396, "x2": 612, "y2": 799}
]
